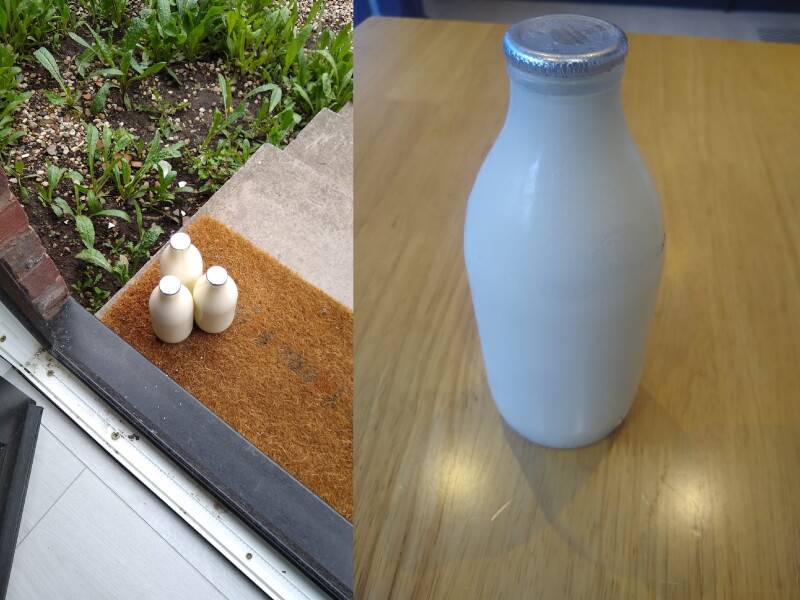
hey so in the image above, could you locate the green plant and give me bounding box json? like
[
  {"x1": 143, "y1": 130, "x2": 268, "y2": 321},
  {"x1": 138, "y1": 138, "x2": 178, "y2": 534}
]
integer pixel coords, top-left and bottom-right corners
[
  {"x1": 52, "y1": 0, "x2": 78, "y2": 34},
  {"x1": 5, "y1": 159, "x2": 33, "y2": 203},
  {"x1": 128, "y1": 201, "x2": 164, "y2": 272},
  {"x1": 80, "y1": 0, "x2": 127, "y2": 29},
  {"x1": 201, "y1": 73, "x2": 276, "y2": 149},
  {"x1": 187, "y1": 136, "x2": 254, "y2": 192},
  {"x1": 0, "y1": 0, "x2": 59, "y2": 53},
  {"x1": 134, "y1": 90, "x2": 188, "y2": 138},
  {"x1": 76, "y1": 202, "x2": 162, "y2": 285},
  {"x1": 33, "y1": 47, "x2": 80, "y2": 109},
  {"x1": 172, "y1": 0, "x2": 226, "y2": 60},
  {"x1": 71, "y1": 269, "x2": 110, "y2": 312},
  {"x1": 83, "y1": 123, "x2": 119, "y2": 195},
  {"x1": 149, "y1": 158, "x2": 193, "y2": 208},
  {"x1": 141, "y1": 0, "x2": 225, "y2": 63},
  {"x1": 112, "y1": 131, "x2": 183, "y2": 202},
  {"x1": 0, "y1": 45, "x2": 31, "y2": 160},
  {"x1": 72, "y1": 19, "x2": 166, "y2": 111},
  {"x1": 35, "y1": 161, "x2": 82, "y2": 214},
  {"x1": 288, "y1": 23, "x2": 353, "y2": 116}
]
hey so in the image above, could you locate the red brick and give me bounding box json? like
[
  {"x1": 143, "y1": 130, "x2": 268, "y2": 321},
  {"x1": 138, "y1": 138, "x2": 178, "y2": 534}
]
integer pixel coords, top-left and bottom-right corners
[
  {"x1": 19, "y1": 256, "x2": 63, "y2": 298},
  {"x1": 0, "y1": 168, "x2": 10, "y2": 212},
  {"x1": 0, "y1": 227, "x2": 46, "y2": 279},
  {"x1": 33, "y1": 274, "x2": 69, "y2": 320},
  {"x1": 0, "y1": 201, "x2": 30, "y2": 249}
]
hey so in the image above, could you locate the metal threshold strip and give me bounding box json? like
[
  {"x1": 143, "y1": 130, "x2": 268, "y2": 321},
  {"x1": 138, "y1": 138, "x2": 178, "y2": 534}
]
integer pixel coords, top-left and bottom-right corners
[{"x1": 0, "y1": 300, "x2": 329, "y2": 600}]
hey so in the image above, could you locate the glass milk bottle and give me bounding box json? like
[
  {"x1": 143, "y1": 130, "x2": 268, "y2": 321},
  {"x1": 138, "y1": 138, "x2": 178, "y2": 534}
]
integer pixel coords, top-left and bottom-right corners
[
  {"x1": 160, "y1": 232, "x2": 203, "y2": 292},
  {"x1": 464, "y1": 15, "x2": 665, "y2": 448},
  {"x1": 193, "y1": 266, "x2": 238, "y2": 334},
  {"x1": 149, "y1": 275, "x2": 194, "y2": 343}
]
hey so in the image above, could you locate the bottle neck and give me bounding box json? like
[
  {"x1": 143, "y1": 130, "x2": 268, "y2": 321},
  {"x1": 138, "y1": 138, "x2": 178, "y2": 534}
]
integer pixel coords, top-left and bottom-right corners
[{"x1": 504, "y1": 63, "x2": 628, "y2": 144}]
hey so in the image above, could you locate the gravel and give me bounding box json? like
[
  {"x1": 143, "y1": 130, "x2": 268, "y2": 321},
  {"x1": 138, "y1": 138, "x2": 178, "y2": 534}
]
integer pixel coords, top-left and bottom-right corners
[{"x1": 298, "y1": 0, "x2": 352, "y2": 33}]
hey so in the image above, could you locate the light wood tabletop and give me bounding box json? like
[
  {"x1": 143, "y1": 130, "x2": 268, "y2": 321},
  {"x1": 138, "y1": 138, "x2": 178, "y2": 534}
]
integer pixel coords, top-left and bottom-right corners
[{"x1": 354, "y1": 16, "x2": 800, "y2": 600}]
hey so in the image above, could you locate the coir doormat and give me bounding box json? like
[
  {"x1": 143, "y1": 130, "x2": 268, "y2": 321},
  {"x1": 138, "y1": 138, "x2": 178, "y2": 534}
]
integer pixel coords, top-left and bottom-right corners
[{"x1": 100, "y1": 216, "x2": 353, "y2": 521}]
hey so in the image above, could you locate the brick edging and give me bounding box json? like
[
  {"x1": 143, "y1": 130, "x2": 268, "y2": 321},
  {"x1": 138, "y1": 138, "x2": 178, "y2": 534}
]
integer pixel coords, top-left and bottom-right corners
[{"x1": 0, "y1": 167, "x2": 69, "y2": 328}]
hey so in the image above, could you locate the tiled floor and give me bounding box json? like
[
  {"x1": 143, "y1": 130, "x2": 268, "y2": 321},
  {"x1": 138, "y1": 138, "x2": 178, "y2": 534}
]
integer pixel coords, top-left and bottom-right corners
[
  {"x1": 1, "y1": 358, "x2": 267, "y2": 600},
  {"x1": 423, "y1": 0, "x2": 800, "y2": 42}
]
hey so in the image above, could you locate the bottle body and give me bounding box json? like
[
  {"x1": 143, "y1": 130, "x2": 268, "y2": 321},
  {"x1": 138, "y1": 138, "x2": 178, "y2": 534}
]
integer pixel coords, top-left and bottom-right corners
[
  {"x1": 149, "y1": 276, "x2": 194, "y2": 343},
  {"x1": 464, "y1": 63, "x2": 665, "y2": 448},
  {"x1": 160, "y1": 233, "x2": 203, "y2": 293},
  {"x1": 193, "y1": 267, "x2": 238, "y2": 334}
]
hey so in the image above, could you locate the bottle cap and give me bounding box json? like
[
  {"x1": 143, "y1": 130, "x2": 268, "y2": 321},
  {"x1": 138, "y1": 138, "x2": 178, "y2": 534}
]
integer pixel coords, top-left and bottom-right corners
[
  {"x1": 159, "y1": 275, "x2": 181, "y2": 296},
  {"x1": 503, "y1": 15, "x2": 628, "y2": 78},
  {"x1": 206, "y1": 266, "x2": 228, "y2": 286},
  {"x1": 170, "y1": 232, "x2": 191, "y2": 251}
]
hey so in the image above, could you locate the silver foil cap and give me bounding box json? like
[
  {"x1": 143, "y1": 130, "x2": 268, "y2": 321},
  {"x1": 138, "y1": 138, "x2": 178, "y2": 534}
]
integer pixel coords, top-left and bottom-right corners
[{"x1": 503, "y1": 15, "x2": 628, "y2": 78}]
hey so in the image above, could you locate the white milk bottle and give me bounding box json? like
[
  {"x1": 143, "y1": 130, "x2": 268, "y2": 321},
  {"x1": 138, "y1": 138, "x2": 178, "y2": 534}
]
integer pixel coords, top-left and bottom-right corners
[
  {"x1": 193, "y1": 266, "x2": 238, "y2": 334},
  {"x1": 160, "y1": 232, "x2": 203, "y2": 292},
  {"x1": 149, "y1": 275, "x2": 194, "y2": 343},
  {"x1": 464, "y1": 15, "x2": 665, "y2": 448}
]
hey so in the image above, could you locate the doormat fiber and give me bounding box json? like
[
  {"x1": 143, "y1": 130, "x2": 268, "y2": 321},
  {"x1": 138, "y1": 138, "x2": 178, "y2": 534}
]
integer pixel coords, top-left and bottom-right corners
[{"x1": 100, "y1": 216, "x2": 353, "y2": 521}]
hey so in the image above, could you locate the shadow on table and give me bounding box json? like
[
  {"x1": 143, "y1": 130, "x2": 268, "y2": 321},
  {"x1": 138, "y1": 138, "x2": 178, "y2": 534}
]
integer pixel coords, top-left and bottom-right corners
[{"x1": 505, "y1": 386, "x2": 716, "y2": 597}]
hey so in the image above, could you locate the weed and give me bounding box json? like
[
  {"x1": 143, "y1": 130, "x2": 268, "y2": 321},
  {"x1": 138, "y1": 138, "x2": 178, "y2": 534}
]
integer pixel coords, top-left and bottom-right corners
[
  {"x1": 35, "y1": 160, "x2": 83, "y2": 215},
  {"x1": 6, "y1": 159, "x2": 33, "y2": 203},
  {"x1": 0, "y1": 0, "x2": 59, "y2": 54},
  {"x1": 72, "y1": 19, "x2": 167, "y2": 111},
  {"x1": 201, "y1": 73, "x2": 276, "y2": 149},
  {"x1": 33, "y1": 47, "x2": 81, "y2": 109},
  {"x1": 80, "y1": 0, "x2": 127, "y2": 29},
  {"x1": 71, "y1": 269, "x2": 110, "y2": 312},
  {"x1": 0, "y1": 45, "x2": 31, "y2": 160},
  {"x1": 186, "y1": 136, "x2": 253, "y2": 192},
  {"x1": 112, "y1": 130, "x2": 183, "y2": 202},
  {"x1": 76, "y1": 202, "x2": 162, "y2": 285}
]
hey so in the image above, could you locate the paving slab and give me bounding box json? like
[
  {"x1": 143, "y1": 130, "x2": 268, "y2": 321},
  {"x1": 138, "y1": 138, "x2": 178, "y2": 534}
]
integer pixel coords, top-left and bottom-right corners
[
  {"x1": 286, "y1": 107, "x2": 353, "y2": 198},
  {"x1": 185, "y1": 143, "x2": 352, "y2": 308}
]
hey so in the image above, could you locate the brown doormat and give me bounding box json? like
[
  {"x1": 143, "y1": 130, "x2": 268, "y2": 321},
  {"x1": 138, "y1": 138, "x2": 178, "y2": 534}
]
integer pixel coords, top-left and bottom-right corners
[{"x1": 100, "y1": 216, "x2": 353, "y2": 521}]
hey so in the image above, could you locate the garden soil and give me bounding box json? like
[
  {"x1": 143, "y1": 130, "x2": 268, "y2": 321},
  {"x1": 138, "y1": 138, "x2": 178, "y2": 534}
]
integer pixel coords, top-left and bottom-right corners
[{"x1": 100, "y1": 216, "x2": 353, "y2": 521}]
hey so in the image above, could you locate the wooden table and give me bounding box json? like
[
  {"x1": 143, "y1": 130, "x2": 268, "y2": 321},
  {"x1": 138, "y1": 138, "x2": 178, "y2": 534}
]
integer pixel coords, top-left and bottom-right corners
[{"x1": 354, "y1": 16, "x2": 800, "y2": 599}]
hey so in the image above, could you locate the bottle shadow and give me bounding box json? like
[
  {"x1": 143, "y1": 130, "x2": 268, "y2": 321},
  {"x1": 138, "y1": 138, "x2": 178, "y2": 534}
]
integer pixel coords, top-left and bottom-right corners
[{"x1": 405, "y1": 382, "x2": 716, "y2": 597}]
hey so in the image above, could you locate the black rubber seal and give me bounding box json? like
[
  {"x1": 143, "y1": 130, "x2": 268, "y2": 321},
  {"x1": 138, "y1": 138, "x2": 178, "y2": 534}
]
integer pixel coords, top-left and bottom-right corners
[{"x1": 0, "y1": 379, "x2": 43, "y2": 598}]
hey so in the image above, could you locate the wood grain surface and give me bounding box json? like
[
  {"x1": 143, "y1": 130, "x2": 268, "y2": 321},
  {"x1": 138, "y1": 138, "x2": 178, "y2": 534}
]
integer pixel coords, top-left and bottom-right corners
[{"x1": 354, "y1": 17, "x2": 800, "y2": 599}]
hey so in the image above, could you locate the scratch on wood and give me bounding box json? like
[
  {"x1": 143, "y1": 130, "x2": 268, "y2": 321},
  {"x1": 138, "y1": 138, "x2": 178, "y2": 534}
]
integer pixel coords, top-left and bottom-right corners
[{"x1": 491, "y1": 501, "x2": 511, "y2": 522}]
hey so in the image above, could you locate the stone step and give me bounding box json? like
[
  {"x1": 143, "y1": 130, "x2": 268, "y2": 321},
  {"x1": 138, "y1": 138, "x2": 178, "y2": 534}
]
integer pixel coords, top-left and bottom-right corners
[
  {"x1": 285, "y1": 106, "x2": 353, "y2": 198},
  {"x1": 185, "y1": 143, "x2": 352, "y2": 308}
]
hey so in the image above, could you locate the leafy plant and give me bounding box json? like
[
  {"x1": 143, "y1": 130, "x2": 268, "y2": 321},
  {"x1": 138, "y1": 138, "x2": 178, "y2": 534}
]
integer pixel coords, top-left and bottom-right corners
[
  {"x1": 288, "y1": 23, "x2": 353, "y2": 116},
  {"x1": 35, "y1": 161, "x2": 82, "y2": 214},
  {"x1": 80, "y1": 0, "x2": 127, "y2": 29},
  {"x1": 83, "y1": 123, "x2": 119, "y2": 195},
  {"x1": 52, "y1": 0, "x2": 78, "y2": 34},
  {"x1": 0, "y1": 0, "x2": 59, "y2": 53},
  {"x1": 150, "y1": 158, "x2": 193, "y2": 208},
  {"x1": 33, "y1": 47, "x2": 80, "y2": 109},
  {"x1": 112, "y1": 131, "x2": 183, "y2": 202},
  {"x1": 201, "y1": 73, "x2": 276, "y2": 149},
  {"x1": 76, "y1": 202, "x2": 162, "y2": 285},
  {"x1": 186, "y1": 136, "x2": 253, "y2": 192},
  {"x1": 127, "y1": 200, "x2": 164, "y2": 272},
  {"x1": 71, "y1": 269, "x2": 110, "y2": 312},
  {"x1": 71, "y1": 19, "x2": 166, "y2": 111},
  {"x1": 141, "y1": 0, "x2": 225, "y2": 63},
  {"x1": 0, "y1": 45, "x2": 31, "y2": 160},
  {"x1": 172, "y1": 0, "x2": 226, "y2": 60},
  {"x1": 6, "y1": 159, "x2": 33, "y2": 203}
]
